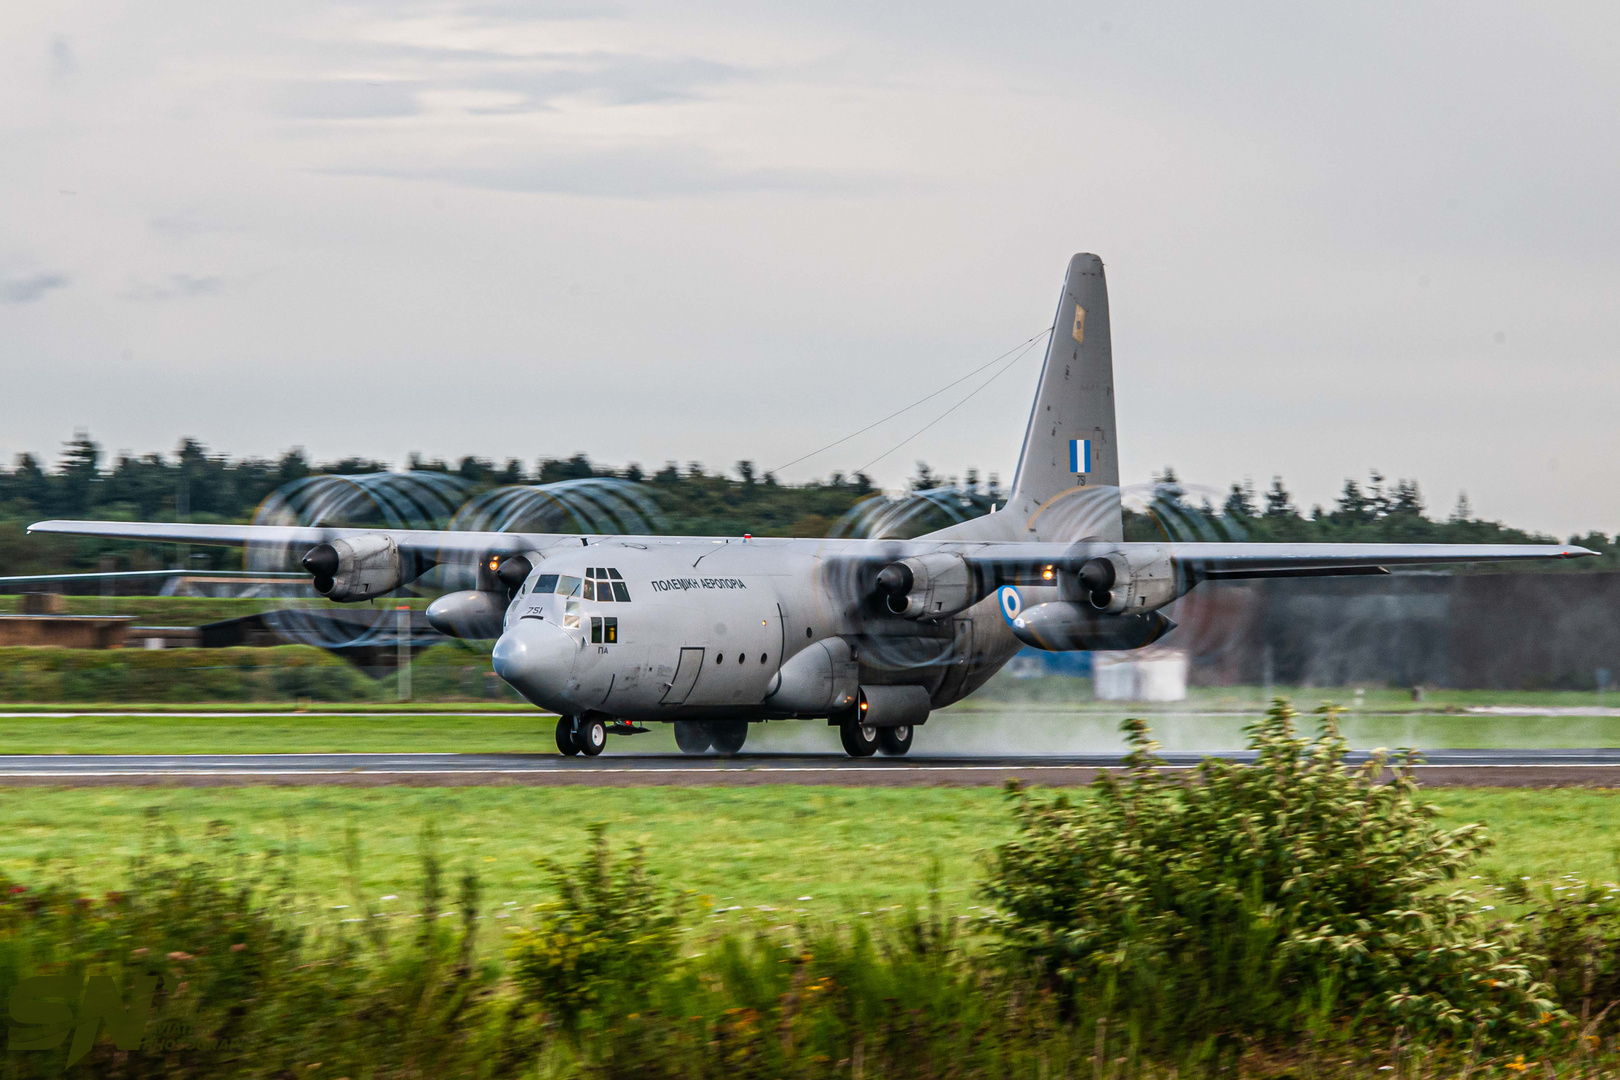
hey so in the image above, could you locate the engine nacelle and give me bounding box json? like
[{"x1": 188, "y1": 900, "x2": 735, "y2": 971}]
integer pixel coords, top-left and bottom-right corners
[
  {"x1": 1074, "y1": 546, "x2": 1182, "y2": 614},
  {"x1": 765, "y1": 637, "x2": 859, "y2": 714},
  {"x1": 1010, "y1": 601, "x2": 1176, "y2": 652},
  {"x1": 302, "y1": 536, "x2": 405, "y2": 602},
  {"x1": 874, "y1": 553, "x2": 975, "y2": 620},
  {"x1": 426, "y1": 590, "x2": 507, "y2": 640}
]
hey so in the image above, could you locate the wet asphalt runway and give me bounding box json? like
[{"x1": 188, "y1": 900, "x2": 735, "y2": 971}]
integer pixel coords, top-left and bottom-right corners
[{"x1": 2, "y1": 748, "x2": 1620, "y2": 786}]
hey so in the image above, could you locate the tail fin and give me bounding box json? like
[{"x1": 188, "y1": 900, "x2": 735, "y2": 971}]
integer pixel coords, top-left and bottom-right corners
[{"x1": 1005, "y1": 253, "x2": 1122, "y2": 541}]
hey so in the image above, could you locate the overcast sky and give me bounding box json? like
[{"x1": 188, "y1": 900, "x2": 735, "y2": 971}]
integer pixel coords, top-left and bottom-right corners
[{"x1": 2, "y1": 2, "x2": 1616, "y2": 535}]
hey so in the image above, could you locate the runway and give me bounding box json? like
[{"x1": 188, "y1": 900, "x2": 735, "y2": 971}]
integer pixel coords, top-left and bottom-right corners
[{"x1": 2, "y1": 748, "x2": 1620, "y2": 787}]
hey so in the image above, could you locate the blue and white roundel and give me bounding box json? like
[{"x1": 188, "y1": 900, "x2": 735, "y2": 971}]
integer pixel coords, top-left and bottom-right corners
[{"x1": 998, "y1": 586, "x2": 1024, "y2": 625}]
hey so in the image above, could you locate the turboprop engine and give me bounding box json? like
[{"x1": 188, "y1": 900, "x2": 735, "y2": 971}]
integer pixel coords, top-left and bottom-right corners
[
  {"x1": 1072, "y1": 545, "x2": 1182, "y2": 614},
  {"x1": 872, "y1": 553, "x2": 977, "y2": 620},
  {"x1": 301, "y1": 536, "x2": 412, "y2": 602}
]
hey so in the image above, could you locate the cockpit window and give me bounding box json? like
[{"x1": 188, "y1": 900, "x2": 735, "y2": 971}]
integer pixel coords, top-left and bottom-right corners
[
  {"x1": 583, "y1": 567, "x2": 631, "y2": 603},
  {"x1": 533, "y1": 574, "x2": 559, "y2": 594},
  {"x1": 556, "y1": 575, "x2": 581, "y2": 597}
]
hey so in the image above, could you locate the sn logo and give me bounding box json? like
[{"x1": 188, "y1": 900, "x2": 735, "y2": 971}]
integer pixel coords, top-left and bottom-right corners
[{"x1": 9, "y1": 973, "x2": 161, "y2": 1070}]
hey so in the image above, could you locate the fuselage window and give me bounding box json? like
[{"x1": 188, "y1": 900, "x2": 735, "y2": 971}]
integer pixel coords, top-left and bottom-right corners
[
  {"x1": 589, "y1": 616, "x2": 619, "y2": 644},
  {"x1": 716, "y1": 653, "x2": 724, "y2": 664}
]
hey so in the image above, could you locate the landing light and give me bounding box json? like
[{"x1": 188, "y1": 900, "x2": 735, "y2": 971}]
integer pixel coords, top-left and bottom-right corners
[{"x1": 1042, "y1": 565, "x2": 1054, "y2": 580}]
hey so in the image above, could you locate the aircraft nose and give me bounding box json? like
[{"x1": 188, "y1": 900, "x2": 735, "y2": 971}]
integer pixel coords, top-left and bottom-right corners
[{"x1": 491, "y1": 619, "x2": 579, "y2": 706}]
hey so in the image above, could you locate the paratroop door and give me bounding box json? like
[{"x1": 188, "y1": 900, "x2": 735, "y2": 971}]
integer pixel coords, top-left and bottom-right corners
[{"x1": 661, "y1": 647, "x2": 705, "y2": 704}]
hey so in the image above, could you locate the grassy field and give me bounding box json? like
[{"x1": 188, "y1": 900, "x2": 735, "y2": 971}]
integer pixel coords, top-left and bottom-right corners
[
  {"x1": 0, "y1": 594, "x2": 430, "y2": 625},
  {"x1": 3, "y1": 696, "x2": 1620, "y2": 754},
  {"x1": 1, "y1": 785, "x2": 1617, "y2": 926}
]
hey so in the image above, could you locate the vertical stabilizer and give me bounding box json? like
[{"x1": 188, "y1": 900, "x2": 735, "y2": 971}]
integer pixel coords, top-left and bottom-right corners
[{"x1": 1005, "y1": 254, "x2": 1122, "y2": 541}]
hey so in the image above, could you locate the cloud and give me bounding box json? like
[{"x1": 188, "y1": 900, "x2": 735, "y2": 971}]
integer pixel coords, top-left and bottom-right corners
[
  {"x1": 337, "y1": 43, "x2": 756, "y2": 114},
  {"x1": 50, "y1": 35, "x2": 74, "y2": 78},
  {"x1": 339, "y1": 145, "x2": 876, "y2": 198},
  {"x1": 465, "y1": 53, "x2": 748, "y2": 111},
  {"x1": 120, "y1": 274, "x2": 226, "y2": 301},
  {"x1": 0, "y1": 273, "x2": 69, "y2": 304},
  {"x1": 274, "y1": 80, "x2": 422, "y2": 120}
]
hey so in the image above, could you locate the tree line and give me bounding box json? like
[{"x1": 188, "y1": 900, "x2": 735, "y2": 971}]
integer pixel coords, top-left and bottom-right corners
[{"x1": 0, "y1": 433, "x2": 1613, "y2": 576}]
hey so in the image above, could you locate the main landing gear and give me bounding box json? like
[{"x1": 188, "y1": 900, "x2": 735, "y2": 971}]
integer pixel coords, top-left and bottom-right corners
[
  {"x1": 672, "y1": 720, "x2": 748, "y2": 756},
  {"x1": 838, "y1": 720, "x2": 913, "y2": 758},
  {"x1": 555, "y1": 715, "x2": 607, "y2": 757}
]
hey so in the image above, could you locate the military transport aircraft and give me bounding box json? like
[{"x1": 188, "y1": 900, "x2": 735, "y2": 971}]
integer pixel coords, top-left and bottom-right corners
[{"x1": 29, "y1": 254, "x2": 1594, "y2": 757}]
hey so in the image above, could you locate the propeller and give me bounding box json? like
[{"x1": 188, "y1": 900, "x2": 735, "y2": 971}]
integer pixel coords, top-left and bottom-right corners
[
  {"x1": 1036, "y1": 481, "x2": 1255, "y2": 663},
  {"x1": 246, "y1": 471, "x2": 472, "y2": 652},
  {"x1": 817, "y1": 484, "x2": 993, "y2": 671}
]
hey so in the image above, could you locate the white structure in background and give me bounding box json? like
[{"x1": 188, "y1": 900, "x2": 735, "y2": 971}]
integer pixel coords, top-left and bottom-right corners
[{"x1": 1093, "y1": 648, "x2": 1189, "y2": 702}]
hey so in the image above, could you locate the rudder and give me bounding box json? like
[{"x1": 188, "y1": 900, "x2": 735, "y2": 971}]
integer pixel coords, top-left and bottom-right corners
[{"x1": 1005, "y1": 253, "x2": 1121, "y2": 541}]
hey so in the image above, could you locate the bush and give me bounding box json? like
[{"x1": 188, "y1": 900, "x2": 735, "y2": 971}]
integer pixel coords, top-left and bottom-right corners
[
  {"x1": 981, "y1": 701, "x2": 1555, "y2": 1066},
  {"x1": 0, "y1": 818, "x2": 504, "y2": 1079},
  {"x1": 508, "y1": 826, "x2": 684, "y2": 1030},
  {"x1": 1507, "y1": 875, "x2": 1620, "y2": 1042}
]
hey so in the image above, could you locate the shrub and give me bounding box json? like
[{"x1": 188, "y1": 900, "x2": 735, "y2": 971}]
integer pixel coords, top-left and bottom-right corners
[
  {"x1": 0, "y1": 818, "x2": 503, "y2": 1079},
  {"x1": 1507, "y1": 875, "x2": 1620, "y2": 1041},
  {"x1": 981, "y1": 700, "x2": 1555, "y2": 1065},
  {"x1": 508, "y1": 826, "x2": 684, "y2": 1030}
]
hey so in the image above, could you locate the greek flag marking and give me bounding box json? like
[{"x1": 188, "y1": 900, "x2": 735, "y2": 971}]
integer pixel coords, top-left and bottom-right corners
[{"x1": 1069, "y1": 439, "x2": 1091, "y2": 474}]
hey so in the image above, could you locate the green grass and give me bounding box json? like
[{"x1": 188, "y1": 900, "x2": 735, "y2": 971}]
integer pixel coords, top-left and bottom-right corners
[
  {"x1": 5, "y1": 698, "x2": 1620, "y2": 754},
  {"x1": 0, "y1": 709, "x2": 560, "y2": 754},
  {"x1": 0, "y1": 594, "x2": 432, "y2": 625},
  {"x1": 1, "y1": 786, "x2": 1617, "y2": 925}
]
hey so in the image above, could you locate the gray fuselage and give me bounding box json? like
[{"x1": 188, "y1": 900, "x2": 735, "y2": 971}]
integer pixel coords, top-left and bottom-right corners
[{"x1": 488, "y1": 537, "x2": 1035, "y2": 722}]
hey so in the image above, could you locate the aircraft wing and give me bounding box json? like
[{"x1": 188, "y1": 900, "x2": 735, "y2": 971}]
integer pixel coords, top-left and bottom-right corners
[
  {"x1": 950, "y1": 541, "x2": 1596, "y2": 583},
  {"x1": 25, "y1": 519, "x2": 562, "y2": 557},
  {"x1": 27, "y1": 520, "x2": 1596, "y2": 582}
]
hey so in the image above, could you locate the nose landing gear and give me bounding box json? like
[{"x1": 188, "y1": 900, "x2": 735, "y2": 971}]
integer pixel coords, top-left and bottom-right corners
[{"x1": 555, "y1": 715, "x2": 607, "y2": 757}]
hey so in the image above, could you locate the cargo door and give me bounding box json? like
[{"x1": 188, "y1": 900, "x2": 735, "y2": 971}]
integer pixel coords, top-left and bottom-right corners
[{"x1": 660, "y1": 647, "x2": 705, "y2": 704}]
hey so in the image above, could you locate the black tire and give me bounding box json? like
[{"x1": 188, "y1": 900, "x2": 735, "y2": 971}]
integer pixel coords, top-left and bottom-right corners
[
  {"x1": 576, "y1": 715, "x2": 607, "y2": 757},
  {"x1": 556, "y1": 717, "x2": 580, "y2": 756},
  {"x1": 709, "y1": 721, "x2": 748, "y2": 756},
  {"x1": 877, "y1": 724, "x2": 913, "y2": 756},
  {"x1": 839, "y1": 720, "x2": 879, "y2": 757},
  {"x1": 673, "y1": 720, "x2": 712, "y2": 754}
]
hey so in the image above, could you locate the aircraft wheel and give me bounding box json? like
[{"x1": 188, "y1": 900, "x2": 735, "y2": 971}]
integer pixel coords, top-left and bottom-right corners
[
  {"x1": 877, "y1": 725, "x2": 913, "y2": 756},
  {"x1": 556, "y1": 717, "x2": 581, "y2": 756},
  {"x1": 839, "y1": 720, "x2": 880, "y2": 758},
  {"x1": 709, "y1": 721, "x2": 748, "y2": 756},
  {"x1": 576, "y1": 715, "x2": 608, "y2": 757},
  {"x1": 673, "y1": 721, "x2": 712, "y2": 755}
]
